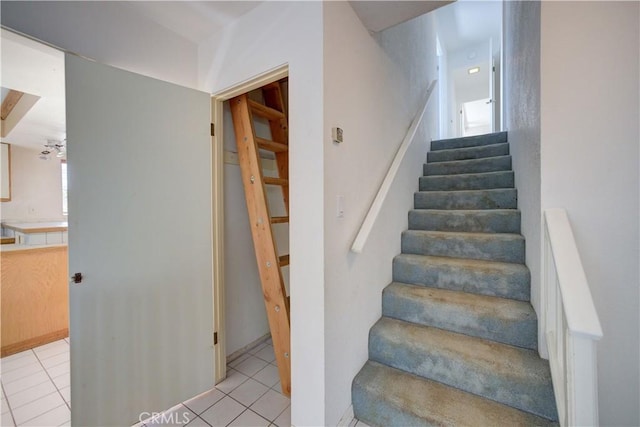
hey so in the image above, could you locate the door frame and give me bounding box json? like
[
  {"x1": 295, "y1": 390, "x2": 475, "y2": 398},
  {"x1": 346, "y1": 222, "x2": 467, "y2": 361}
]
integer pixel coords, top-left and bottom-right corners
[{"x1": 211, "y1": 64, "x2": 289, "y2": 383}]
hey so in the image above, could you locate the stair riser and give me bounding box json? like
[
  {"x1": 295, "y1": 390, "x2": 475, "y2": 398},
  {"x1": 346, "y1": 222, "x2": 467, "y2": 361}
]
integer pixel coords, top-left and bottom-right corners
[
  {"x1": 408, "y1": 210, "x2": 521, "y2": 233},
  {"x1": 401, "y1": 231, "x2": 525, "y2": 264},
  {"x1": 382, "y1": 284, "x2": 537, "y2": 349},
  {"x1": 431, "y1": 132, "x2": 508, "y2": 151},
  {"x1": 423, "y1": 156, "x2": 512, "y2": 176},
  {"x1": 392, "y1": 256, "x2": 530, "y2": 301},
  {"x1": 414, "y1": 189, "x2": 517, "y2": 210},
  {"x1": 420, "y1": 171, "x2": 514, "y2": 191},
  {"x1": 427, "y1": 143, "x2": 509, "y2": 163},
  {"x1": 369, "y1": 320, "x2": 558, "y2": 420}
]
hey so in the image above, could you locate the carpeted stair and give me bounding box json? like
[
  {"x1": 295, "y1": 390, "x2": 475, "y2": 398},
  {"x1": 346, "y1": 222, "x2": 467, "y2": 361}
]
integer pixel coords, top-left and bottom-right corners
[{"x1": 352, "y1": 132, "x2": 558, "y2": 426}]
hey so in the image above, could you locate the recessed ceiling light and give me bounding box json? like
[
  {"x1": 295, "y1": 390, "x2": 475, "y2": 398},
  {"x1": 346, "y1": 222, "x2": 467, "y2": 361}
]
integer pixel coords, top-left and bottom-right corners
[{"x1": 468, "y1": 67, "x2": 480, "y2": 75}]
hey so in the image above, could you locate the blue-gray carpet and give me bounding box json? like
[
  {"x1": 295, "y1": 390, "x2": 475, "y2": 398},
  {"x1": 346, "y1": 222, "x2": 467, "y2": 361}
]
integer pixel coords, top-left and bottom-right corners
[{"x1": 352, "y1": 132, "x2": 558, "y2": 426}]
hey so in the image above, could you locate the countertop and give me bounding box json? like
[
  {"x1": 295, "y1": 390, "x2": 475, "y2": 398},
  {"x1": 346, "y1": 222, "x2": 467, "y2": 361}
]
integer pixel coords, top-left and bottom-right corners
[
  {"x1": 2, "y1": 221, "x2": 68, "y2": 233},
  {"x1": 1, "y1": 243, "x2": 67, "y2": 253}
]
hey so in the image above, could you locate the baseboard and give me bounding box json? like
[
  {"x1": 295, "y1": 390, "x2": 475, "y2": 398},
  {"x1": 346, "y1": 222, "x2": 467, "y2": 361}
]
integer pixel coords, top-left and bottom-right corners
[
  {"x1": 226, "y1": 333, "x2": 271, "y2": 364},
  {"x1": 337, "y1": 405, "x2": 355, "y2": 427},
  {"x1": 1, "y1": 329, "x2": 68, "y2": 357}
]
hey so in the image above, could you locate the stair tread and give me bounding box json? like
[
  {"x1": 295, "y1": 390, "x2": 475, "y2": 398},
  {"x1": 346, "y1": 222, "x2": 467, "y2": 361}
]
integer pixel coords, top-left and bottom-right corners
[
  {"x1": 383, "y1": 282, "x2": 537, "y2": 349},
  {"x1": 425, "y1": 154, "x2": 511, "y2": 176},
  {"x1": 392, "y1": 253, "x2": 530, "y2": 301},
  {"x1": 353, "y1": 361, "x2": 558, "y2": 427},
  {"x1": 416, "y1": 188, "x2": 516, "y2": 195},
  {"x1": 401, "y1": 230, "x2": 525, "y2": 263},
  {"x1": 427, "y1": 142, "x2": 510, "y2": 163},
  {"x1": 370, "y1": 317, "x2": 557, "y2": 420},
  {"x1": 431, "y1": 132, "x2": 508, "y2": 151},
  {"x1": 421, "y1": 170, "x2": 514, "y2": 180},
  {"x1": 408, "y1": 209, "x2": 521, "y2": 233},
  {"x1": 385, "y1": 282, "x2": 535, "y2": 325},
  {"x1": 414, "y1": 188, "x2": 518, "y2": 210},
  {"x1": 256, "y1": 137, "x2": 288, "y2": 153},
  {"x1": 403, "y1": 229, "x2": 524, "y2": 239},
  {"x1": 410, "y1": 208, "x2": 519, "y2": 214},
  {"x1": 372, "y1": 317, "x2": 546, "y2": 375},
  {"x1": 248, "y1": 99, "x2": 285, "y2": 120},
  {"x1": 394, "y1": 253, "x2": 529, "y2": 273},
  {"x1": 419, "y1": 171, "x2": 514, "y2": 191},
  {"x1": 264, "y1": 176, "x2": 288, "y2": 186}
]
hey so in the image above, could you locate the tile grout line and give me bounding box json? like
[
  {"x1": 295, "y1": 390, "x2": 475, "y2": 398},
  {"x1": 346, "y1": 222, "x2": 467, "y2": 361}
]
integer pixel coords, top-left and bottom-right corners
[
  {"x1": 32, "y1": 345, "x2": 70, "y2": 413},
  {"x1": 1, "y1": 376, "x2": 18, "y2": 427}
]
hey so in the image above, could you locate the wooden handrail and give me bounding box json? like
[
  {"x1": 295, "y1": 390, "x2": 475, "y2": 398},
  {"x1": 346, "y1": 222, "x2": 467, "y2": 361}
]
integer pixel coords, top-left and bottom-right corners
[{"x1": 351, "y1": 80, "x2": 437, "y2": 253}]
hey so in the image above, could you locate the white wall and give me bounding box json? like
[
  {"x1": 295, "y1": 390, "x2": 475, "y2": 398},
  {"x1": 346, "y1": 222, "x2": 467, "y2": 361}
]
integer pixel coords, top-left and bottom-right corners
[
  {"x1": 198, "y1": 3, "x2": 325, "y2": 425},
  {"x1": 540, "y1": 2, "x2": 639, "y2": 425},
  {"x1": 503, "y1": 0, "x2": 542, "y2": 351},
  {"x1": 323, "y1": 4, "x2": 438, "y2": 424},
  {"x1": 0, "y1": 1, "x2": 198, "y2": 88},
  {"x1": 0, "y1": 145, "x2": 64, "y2": 222}
]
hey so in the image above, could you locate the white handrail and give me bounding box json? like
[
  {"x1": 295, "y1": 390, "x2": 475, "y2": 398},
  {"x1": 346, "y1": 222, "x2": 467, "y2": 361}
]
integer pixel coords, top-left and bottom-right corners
[
  {"x1": 543, "y1": 208, "x2": 603, "y2": 426},
  {"x1": 351, "y1": 80, "x2": 437, "y2": 253}
]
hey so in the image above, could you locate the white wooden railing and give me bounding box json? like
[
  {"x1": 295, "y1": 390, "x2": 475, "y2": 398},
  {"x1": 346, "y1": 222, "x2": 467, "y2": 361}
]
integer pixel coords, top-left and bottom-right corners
[
  {"x1": 351, "y1": 80, "x2": 437, "y2": 253},
  {"x1": 543, "y1": 208, "x2": 603, "y2": 426}
]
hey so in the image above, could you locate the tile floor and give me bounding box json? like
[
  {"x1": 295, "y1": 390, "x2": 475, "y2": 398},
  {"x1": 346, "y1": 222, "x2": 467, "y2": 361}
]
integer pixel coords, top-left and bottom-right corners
[
  {"x1": 1, "y1": 337, "x2": 371, "y2": 427},
  {"x1": 141, "y1": 338, "x2": 292, "y2": 427},
  {"x1": 1, "y1": 338, "x2": 70, "y2": 427}
]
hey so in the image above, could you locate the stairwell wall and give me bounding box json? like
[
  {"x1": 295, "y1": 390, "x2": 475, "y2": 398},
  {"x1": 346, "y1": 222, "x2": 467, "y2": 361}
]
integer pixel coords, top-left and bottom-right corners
[
  {"x1": 323, "y1": 4, "x2": 438, "y2": 424},
  {"x1": 502, "y1": 0, "x2": 543, "y2": 351},
  {"x1": 540, "y1": 2, "x2": 639, "y2": 424},
  {"x1": 198, "y1": 3, "x2": 325, "y2": 425}
]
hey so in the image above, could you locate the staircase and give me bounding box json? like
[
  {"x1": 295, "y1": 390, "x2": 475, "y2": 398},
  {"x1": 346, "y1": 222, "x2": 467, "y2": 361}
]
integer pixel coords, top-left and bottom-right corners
[{"x1": 352, "y1": 132, "x2": 559, "y2": 426}]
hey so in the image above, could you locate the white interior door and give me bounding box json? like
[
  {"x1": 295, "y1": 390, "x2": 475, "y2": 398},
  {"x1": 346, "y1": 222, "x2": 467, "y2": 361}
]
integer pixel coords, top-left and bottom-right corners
[
  {"x1": 66, "y1": 54, "x2": 214, "y2": 426},
  {"x1": 488, "y1": 38, "x2": 496, "y2": 132}
]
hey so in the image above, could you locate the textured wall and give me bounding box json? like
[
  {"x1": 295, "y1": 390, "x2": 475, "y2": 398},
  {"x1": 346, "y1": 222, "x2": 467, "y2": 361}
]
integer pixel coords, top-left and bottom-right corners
[{"x1": 503, "y1": 1, "x2": 542, "y2": 351}]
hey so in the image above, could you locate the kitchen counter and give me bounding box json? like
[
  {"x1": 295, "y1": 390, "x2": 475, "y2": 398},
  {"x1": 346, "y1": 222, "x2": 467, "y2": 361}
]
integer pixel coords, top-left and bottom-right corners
[
  {"x1": 1, "y1": 244, "x2": 69, "y2": 356},
  {"x1": 1, "y1": 243, "x2": 67, "y2": 252},
  {"x1": 2, "y1": 221, "x2": 68, "y2": 233},
  {"x1": 1, "y1": 222, "x2": 68, "y2": 246}
]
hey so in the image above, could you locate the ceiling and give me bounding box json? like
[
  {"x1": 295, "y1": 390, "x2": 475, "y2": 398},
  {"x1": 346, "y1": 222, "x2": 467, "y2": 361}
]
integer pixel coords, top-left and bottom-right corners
[
  {"x1": 349, "y1": 1, "x2": 453, "y2": 33},
  {"x1": 0, "y1": 29, "x2": 65, "y2": 150},
  {"x1": 0, "y1": 0, "x2": 460, "y2": 150},
  {"x1": 127, "y1": 1, "x2": 454, "y2": 41},
  {"x1": 435, "y1": 0, "x2": 502, "y2": 53},
  {"x1": 123, "y1": 1, "x2": 262, "y2": 44}
]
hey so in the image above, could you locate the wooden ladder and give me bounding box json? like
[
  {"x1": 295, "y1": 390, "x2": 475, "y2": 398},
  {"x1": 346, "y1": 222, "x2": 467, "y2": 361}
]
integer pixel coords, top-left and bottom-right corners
[{"x1": 229, "y1": 82, "x2": 291, "y2": 397}]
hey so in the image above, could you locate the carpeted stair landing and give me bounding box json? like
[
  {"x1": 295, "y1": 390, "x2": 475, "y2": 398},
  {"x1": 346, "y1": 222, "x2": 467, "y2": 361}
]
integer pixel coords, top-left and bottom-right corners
[{"x1": 352, "y1": 132, "x2": 559, "y2": 426}]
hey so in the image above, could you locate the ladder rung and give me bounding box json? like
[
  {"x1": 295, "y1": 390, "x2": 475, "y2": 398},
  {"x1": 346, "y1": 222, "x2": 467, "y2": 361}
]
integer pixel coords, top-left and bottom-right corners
[
  {"x1": 256, "y1": 137, "x2": 288, "y2": 153},
  {"x1": 279, "y1": 255, "x2": 290, "y2": 267},
  {"x1": 270, "y1": 216, "x2": 289, "y2": 224},
  {"x1": 249, "y1": 100, "x2": 285, "y2": 120},
  {"x1": 264, "y1": 177, "x2": 288, "y2": 186}
]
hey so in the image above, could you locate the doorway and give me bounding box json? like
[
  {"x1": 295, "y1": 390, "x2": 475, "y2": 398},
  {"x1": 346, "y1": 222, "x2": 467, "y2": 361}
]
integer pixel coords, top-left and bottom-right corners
[
  {"x1": 434, "y1": 0, "x2": 503, "y2": 137},
  {"x1": 211, "y1": 66, "x2": 290, "y2": 388}
]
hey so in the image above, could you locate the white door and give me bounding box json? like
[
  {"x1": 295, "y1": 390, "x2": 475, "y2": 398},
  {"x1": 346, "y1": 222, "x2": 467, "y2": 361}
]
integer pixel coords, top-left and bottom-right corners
[
  {"x1": 66, "y1": 54, "x2": 214, "y2": 426},
  {"x1": 488, "y1": 38, "x2": 496, "y2": 132}
]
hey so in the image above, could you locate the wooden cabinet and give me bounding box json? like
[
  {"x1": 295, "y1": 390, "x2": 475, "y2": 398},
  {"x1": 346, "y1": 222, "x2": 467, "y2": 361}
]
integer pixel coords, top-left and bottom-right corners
[{"x1": 1, "y1": 245, "x2": 69, "y2": 356}]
